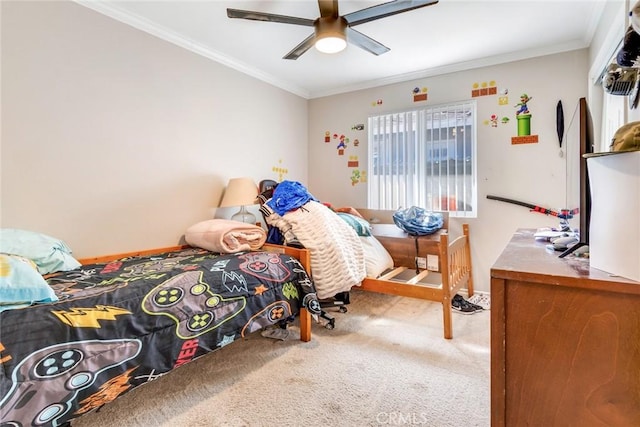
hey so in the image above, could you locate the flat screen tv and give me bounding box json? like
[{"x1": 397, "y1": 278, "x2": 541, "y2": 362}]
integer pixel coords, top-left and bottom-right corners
[{"x1": 560, "y1": 97, "x2": 593, "y2": 258}]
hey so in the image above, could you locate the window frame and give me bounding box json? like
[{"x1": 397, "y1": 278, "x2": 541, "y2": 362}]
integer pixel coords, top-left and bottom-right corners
[{"x1": 367, "y1": 101, "x2": 478, "y2": 218}]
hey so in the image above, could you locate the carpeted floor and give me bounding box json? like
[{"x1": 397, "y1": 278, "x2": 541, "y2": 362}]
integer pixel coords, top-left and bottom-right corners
[{"x1": 73, "y1": 289, "x2": 490, "y2": 427}]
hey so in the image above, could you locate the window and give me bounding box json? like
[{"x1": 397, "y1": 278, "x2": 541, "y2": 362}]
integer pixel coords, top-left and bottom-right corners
[
  {"x1": 601, "y1": 91, "x2": 626, "y2": 151},
  {"x1": 368, "y1": 101, "x2": 477, "y2": 217}
]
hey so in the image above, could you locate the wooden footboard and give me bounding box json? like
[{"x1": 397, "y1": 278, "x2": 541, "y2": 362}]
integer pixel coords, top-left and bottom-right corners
[
  {"x1": 262, "y1": 243, "x2": 312, "y2": 342},
  {"x1": 78, "y1": 244, "x2": 313, "y2": 342},
  {"x1": 446, "y1": 226, "x2": 474, "y2": 298},
  {"x1": 359, "y1": 223, "x2": 473, "y2": 339}
]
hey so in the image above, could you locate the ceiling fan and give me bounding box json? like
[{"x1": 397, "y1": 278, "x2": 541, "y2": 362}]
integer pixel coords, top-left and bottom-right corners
[{"x1": 227, "y1": 0, "x2": 439, "y2": 60}]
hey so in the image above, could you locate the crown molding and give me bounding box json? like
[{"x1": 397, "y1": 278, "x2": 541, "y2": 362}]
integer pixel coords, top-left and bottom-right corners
[
  {"x1": 309, "y1": 40, "x2": 590, "y2": 99},
  {"x1": 73, "y1": 0, "x2": 311, "y2": 99},
  {"x1": 74, "y1": 0, "x2": 598, "y2": 101}
]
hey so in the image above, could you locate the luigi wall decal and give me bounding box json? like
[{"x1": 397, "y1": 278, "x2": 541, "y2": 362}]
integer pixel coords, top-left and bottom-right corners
[{"x1": 511, "y1": 93, "x2": 539, "y2": 144}]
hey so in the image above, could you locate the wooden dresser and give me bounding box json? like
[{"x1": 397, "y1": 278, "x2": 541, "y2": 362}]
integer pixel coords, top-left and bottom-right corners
[{"x1": 490, "y1": 229, "x2": 640, "y2": 426}]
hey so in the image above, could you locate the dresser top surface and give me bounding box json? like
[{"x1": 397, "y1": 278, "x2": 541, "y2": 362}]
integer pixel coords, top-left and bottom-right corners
[{"x1": 491, "y1": 229, "x2": 640, "y2": 289}]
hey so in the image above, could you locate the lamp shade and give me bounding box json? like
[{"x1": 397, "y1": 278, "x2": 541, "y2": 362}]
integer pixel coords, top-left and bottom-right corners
[{"x1": 219, "y1": 177, "x2": 258, "y2": 208}]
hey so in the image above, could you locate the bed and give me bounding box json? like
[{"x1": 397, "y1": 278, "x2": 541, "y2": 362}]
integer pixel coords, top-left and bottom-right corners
[
  {"x1": 358, "y1": 218, "x2": 474, "y2": 339},
  {"x1": 0, "y1": 242, "x2": 316, "y2": 427},
  {"x1": 260, "y1": 181, "x2": 474, "y2": 339}
]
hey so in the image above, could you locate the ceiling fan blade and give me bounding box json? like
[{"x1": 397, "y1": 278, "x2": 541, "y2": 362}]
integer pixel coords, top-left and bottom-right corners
[
  {"x1": 283, "y1": 34, "x2": 317, "y2": 60},
  {"x1": 227, "y1": 8, "x2": 314, "y2": 26},
  {"x1": 347, "y1": 28, "x2": 390, "y2": 56},
  {"x1": 344, "y1": 0, "x2": 438, "y2": 26},
  {"x1": 318, "y1": 0, "x2": 339, "y2": 18}
]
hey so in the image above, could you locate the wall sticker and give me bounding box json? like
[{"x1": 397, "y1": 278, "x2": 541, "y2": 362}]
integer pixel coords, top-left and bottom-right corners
[
  {"x1": 471, "y1": 80, "x2": 498, "y2": 97},
  {"x1": 412, "y1": 87, "x2": 428, "y2": 102},
  {"x1": 272, "y1": 159, "x2": 289, "y2": 181},
  {"x1": 498, "y1": 88, "x2": 509, "y2": 105},
  {"x1": 350, "y1": 169, "x2": 367, "y2": 186},
  {"x1": 511, "y1": 93, "x2": 539, "y2": 144},
  {"x1": 484, "y1": 114, "x2": 510, "y2": 127}
]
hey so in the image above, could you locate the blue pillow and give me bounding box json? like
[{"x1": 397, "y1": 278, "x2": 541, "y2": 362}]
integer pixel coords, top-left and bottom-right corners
[
  {"x1": 337, "y1": 213, "x2": 372, "y2": 237},
  {"x1": 0, "y1": 254, "x2": 58, "y2": 311},
  {"x1": 0, "y1": 228, "x2": 81, "y2": 274}
]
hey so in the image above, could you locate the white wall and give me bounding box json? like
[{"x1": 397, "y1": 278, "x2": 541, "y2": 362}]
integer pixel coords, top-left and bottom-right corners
[
  {"x1": 308, "y1": 50, "x2": 588, "y2": 292},
  {"x1": 587, "y1": 0, "x2": 629, "y2": 143},
  {"x1": 0, "y1": 1, "x2": 620, "y2": 295},
  {"x1": 1, "y1": 1, "x2": 308, "y2": 257}
]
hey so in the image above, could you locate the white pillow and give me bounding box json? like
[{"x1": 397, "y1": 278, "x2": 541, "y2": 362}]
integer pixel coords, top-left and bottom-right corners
[{"x1": 359, "y1": 235, "x2": 394, "y2": 278}]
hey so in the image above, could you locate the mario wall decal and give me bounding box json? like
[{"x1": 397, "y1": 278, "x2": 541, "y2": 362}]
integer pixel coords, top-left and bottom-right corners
[
  {"x1": 350, "y1": 169, "x2": 367, "y2": 186},
  {"x1": 323, "y1": 130, "x2": 366, "y2": 186},
  {"x1": 272, "y1": 159, "x2": 289, "y2": 181},
  {"x1": 412, "y1": 87, "x2": 428, "y2": 102},
  {"x1": 336, "y1": 134, "x2": 349, "y2": 155},
  {"x1": 498, "y1": 88, "x2": 509, "y2": 105},
  {"x1": 472, "y1": 81, "x2": 498, "y2": 97}
]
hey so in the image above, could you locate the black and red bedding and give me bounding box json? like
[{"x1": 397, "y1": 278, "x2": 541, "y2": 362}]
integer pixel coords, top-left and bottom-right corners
[{"x1": 0, "y1": 247, "x2": 317, "y2": 426}]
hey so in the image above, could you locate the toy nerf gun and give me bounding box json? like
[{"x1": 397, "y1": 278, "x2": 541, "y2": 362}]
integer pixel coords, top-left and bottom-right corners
[{"x1": 486, "y1": 195, "x2": 578, "y2": 219}]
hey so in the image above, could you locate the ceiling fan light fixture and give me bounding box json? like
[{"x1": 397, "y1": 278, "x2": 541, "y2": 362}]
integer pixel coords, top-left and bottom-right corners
[
  {"x1": 228, "y1": 0, "x2": 440, "y2": 59},
  {"x1": 315, "y1": 35, "x2": 347, "y2": 54},
  {"x1": 314, "y1": 16, "x2": 347, "y2": 54}
]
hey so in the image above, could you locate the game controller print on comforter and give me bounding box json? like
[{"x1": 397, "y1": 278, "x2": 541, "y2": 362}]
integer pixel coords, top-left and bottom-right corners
[{"x1": 0, "y1": 247, "x2": 317, "y2": 427}]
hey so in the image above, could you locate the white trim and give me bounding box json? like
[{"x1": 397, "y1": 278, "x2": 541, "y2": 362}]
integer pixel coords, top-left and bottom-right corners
[
  {"x1": 74, "y1": 0, "x2": 608, "y2": 100},
  {"x1": 588, "y1": 0, "x2": 627, "y2": 86},
  {"x1": 311, "y1": 40, "x2": 589, "y2": 98},
  {"x1": 73, "y1": 0, "x2": 311, "y2": 99}
]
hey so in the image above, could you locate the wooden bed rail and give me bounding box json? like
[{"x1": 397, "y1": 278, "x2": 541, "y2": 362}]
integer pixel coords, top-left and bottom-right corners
[
  {"x1": 262, "y1": 243, "x2": 312, "y2": 342},
  {"x1": 359, "y1": 223, "x2": 474, "y2": 339},
  {"x1": 77, "y1": 243, "x2": 313, "y2": 342},
  {"x1": 77, "y1": 245, "x2": 189, "y2": 265}
]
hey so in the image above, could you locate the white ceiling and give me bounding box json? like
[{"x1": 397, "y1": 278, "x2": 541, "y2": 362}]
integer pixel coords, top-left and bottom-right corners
[{"x1": 77, "y1": 0, "x2": 608, "y2": 99}]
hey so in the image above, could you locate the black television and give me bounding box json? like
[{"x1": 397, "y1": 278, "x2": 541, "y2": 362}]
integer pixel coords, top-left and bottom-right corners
[{"x1": 560, "y1": 97, "x2": 593, "y2": 258}]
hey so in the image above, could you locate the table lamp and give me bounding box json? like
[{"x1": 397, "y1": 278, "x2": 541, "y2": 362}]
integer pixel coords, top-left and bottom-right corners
[{"x1": 219, "y1": 177, "x2": 258, "y2": 223}]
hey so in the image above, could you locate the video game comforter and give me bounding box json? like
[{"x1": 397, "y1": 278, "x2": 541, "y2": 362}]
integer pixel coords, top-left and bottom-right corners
[{"x1": 0, "y1": 247, "x2": 317, "y2": 426}]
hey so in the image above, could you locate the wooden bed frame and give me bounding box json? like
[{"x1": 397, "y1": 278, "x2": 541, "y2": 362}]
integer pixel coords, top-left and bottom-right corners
[
  {"x1": 77, "y1": 243, "x2": 313, "y2": 342},
  {"x1": 356, "y1": 211, "x2": 474, "y2": 339}
]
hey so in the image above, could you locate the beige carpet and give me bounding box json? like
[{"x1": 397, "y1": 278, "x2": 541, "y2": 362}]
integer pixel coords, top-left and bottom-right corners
[{"x1": 73, "y1": 289, "x2": 490, "y2": 427}]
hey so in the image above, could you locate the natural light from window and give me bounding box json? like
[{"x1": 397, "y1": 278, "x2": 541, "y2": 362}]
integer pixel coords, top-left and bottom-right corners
[{"x1": 367, "y1": 101, "x2": 477, "y2": 217}]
